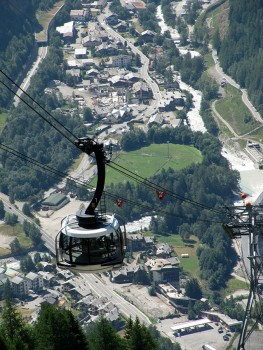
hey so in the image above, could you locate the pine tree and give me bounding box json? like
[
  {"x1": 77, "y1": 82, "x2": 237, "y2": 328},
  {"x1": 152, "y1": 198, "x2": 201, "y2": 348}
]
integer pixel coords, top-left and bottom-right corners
[
  {"x1": 33, "y1": 303, "x2": 89, "y2": 350},
  {"x1": 125, "y1": 317, "x2": 158, "y2": 350},
  {"x1": 0, "y1": 297, "x2": 34, "y2": 350},
  {"x1": 87, "y1": 318, "x2": 125, "y2": 350}
]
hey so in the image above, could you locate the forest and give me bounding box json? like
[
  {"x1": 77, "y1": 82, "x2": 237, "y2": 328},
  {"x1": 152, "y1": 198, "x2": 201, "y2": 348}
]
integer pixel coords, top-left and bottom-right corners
[
  {"x1": 218, "y1": 0, "x2": 263, "y2": 114},
  {"x1": 0, "y1": 298, "x2": 181, "y2": 350},
  {"x1": 106, "y1": 126, "x2": 240, "y2": 290},
  {"x1": 0, "y1": 1, "x2": 86, "y2": 203}
]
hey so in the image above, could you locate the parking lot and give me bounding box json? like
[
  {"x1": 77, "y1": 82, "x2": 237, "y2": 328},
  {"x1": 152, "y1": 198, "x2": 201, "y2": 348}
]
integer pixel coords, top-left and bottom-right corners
[{"x1": 157, "y1": 319, "x2": 238, "y2": 350}]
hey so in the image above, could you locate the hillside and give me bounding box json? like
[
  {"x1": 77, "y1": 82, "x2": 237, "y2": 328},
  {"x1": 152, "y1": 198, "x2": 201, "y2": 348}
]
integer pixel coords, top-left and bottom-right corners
[
  {"x1": 218, "y1": 0, "x2": 263, "y2": 114},
  {"x1": 0, "y1": 0, "x2": 38, "y2": 52}
]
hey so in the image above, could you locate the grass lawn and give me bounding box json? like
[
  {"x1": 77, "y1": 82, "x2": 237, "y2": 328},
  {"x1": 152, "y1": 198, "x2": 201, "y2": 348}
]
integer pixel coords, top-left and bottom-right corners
[
  {"x1": 215, "y1": 85, "x2": 261, "y2": 135},
  {"x1": 223, "y1": 277, "x2": 249, "y2": 298},
  {"x1": 104, "y1": 143, "x2": 202, "y2": 186},
  {"x1": 0, "y1": 112, "x2": 8, "y2": 125},
  {"x1": 0, "y1": 112, "x2": 8, "y2": 133},
  {"x1": 244, "y1": 126, "x2": 263, "y2": 143},
  {"x1": 204, "y1": 52, "x2": 214, "y2": 70},
  {"x1": 208, "y1": 0, "x2": 230, "y2": 39},
  {"x1": 156, "y1": 234, "x2": 201, "y2": 277},
  {"x1": 36, "y1": 1, "x2": 64, "y2": 41}
]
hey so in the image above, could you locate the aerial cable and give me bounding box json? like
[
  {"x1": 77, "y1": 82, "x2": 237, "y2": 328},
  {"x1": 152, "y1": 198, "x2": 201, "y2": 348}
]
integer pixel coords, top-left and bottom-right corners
[
  {"x1": 0, "y1": 70, "x2": 79, "y2": 146},
  {"x1": 108, "y1": 161, "x2": 228, "y2": 216},
  {"x1": 0, "y1": 71, "x2": 233, "y2": 219},
  {"x1": 0, "y1": 69, "x2": 233, "y2": 219},
  {"x1": 0, "y1": 143, "x2": 227, "y2": 226}
]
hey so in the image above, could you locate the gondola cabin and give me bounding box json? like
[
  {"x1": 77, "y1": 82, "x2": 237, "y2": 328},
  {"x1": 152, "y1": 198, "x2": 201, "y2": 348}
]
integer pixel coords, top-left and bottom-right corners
[
  {"x1": 55, "y1": 137, "x2": 126, "y2": 273},
  {"x1": 56, "y1": 213, "x2": 126, "y2": 273}
]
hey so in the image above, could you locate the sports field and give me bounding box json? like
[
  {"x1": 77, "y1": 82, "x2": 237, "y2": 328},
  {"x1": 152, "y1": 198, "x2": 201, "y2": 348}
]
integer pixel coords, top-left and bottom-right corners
[{"x1": 105, "y1": 143, "x2": 202, "y2": 185}]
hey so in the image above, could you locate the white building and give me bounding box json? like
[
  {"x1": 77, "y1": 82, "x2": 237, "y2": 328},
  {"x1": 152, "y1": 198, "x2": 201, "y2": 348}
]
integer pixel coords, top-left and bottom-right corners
[
  {"x1": 11, "y1": 276, "x2": 29, "y2": 296},
  {"x1": 74, "y1": 48, "x2": 87, "y2": 59},
  {"x1": 112, "y1": 55, "x2": 132, "y2": 68},
  {"x1": 26, "y1": 272, "x2": 44, "y2": 291}
]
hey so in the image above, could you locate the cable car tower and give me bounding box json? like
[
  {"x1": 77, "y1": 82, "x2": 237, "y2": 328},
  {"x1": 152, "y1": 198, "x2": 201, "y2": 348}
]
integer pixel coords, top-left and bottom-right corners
[
  {"x1": 56, "y1": 137, "x2": 126, "y2": 273},
  {"x1": 223, "y1": 195, "x2": 263, "y2": 350}
]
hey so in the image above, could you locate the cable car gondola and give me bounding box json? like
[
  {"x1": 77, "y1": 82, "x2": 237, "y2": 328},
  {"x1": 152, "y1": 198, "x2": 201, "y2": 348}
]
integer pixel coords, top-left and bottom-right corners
[{"x1": 55, "y1": 138, "x2": 126, "y2": 272}]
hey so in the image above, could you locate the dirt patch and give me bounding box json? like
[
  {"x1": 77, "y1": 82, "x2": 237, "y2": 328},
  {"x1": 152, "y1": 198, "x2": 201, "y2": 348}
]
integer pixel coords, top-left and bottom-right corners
[{"x1": 121, "y1": 284, "x2": 175, "y2": 319}]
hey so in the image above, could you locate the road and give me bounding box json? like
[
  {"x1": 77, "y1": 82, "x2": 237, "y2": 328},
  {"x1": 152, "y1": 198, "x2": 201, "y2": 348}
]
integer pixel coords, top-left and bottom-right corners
[
  {"x1": 14, "y1": 45, "x2": 48, "y2": 107},
  {"x1": 210, "y1": 46, "x2": 263, "y2": 124},
  {"x1": 98, "y1": 6, "x2": 162, "y2": 117},
  {"x1": 81, "y1": 274, "x2": 151, "y2": 325}
]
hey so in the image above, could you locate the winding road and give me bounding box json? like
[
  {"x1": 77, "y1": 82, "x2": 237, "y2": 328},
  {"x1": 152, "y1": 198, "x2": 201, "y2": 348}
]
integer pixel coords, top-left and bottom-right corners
[{"x1": 13, "y1": 45, "x2": 48, "y2": 107}]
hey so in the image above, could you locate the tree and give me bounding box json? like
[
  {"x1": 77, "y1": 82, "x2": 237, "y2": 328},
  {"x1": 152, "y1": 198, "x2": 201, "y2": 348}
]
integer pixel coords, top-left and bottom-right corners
[
  {"x1": 83, "y1": 107, "x2": 94, "y2": 122},
  {"x1": 4, "y1": 212, "x2": 18, "y2": 225},
  {"x1": 33, "y1": 303, "x2": 89, "y2": 350},
  {"x1": 23, "y1": 221, "x2": 42, "y2": 245},
  {"x1": 20, "y1": 255, "x2": 36, "y2": 273},
  {"x1": 125, "y1": 317, "x2": 158, "y2": 350},
  {"x1": 179, "y1": 223, "x2": 191, "y2": 241},
  {"x1": 10, "y1": 238, "x2": 22, "y2": 254},
  {"x1": 212, "y1": 28, "x2": 221, "y2": 53},
  {"x1": 0, "y1": 297, "x2": 34, "y2": 350},
  {"x1": 22, "y1": 203, "x2": 32, "y2": 216},
  {"x1": 185, "y1": 278, "x2": 202, "y2": 300},
  {"x1": 0, "y1": 199, "x2": 5, "y2": 219},
  {"x1": 87, "y1": 318, "x2": 125, "y2": 350}
]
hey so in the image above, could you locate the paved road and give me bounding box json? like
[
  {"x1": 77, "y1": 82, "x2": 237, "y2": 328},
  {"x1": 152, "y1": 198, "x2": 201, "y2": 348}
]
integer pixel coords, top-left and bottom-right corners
[
  {"x1": 81, "y1": 274, "x2": 151, "y2": 325},
  {"x1": 14, "y1": 46, "x2": 48, "y2": 107},
  {"x1": 210, "y1": 46, "x2": 263, "y2": 124}
]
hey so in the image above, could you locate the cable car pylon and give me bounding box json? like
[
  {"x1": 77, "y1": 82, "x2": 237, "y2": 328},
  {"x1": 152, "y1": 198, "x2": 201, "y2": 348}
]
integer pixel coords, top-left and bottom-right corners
[
  {"x1": 223, "y1": 194, "x2": 263, "y2": 349},
  {"x1": 55, "y1": 137, "x2": 126, "y2": 272}
]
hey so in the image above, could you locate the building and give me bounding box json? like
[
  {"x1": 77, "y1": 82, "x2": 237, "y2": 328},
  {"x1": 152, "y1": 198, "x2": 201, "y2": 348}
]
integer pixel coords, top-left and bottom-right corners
[
  {"x1": 11, "y1": 276, "x2": 29, "y2": 296},
  {"x1": 147, "y1": 113, "x2": 164, "y2": 127},
  {"x1": 82, "y1": 35, "x2": 101, "y2": 47},
  {"x1": 245, "y1": 141, "x2": 263, "y2": 169},
  {"x1": 133, "y1": 81, "x2": 152, "y2": 100},
  {"x1": 155, "y1": 243, "x2": 172, "y2": 258},
  {"x1": 105, "y1": 14, "x2": 119, "y2": 25},
  {"x1": 96, "y1": 43, "x2": 118, "y2": 56},
  {"x1": 202, "y1": 311, "x2": 243, "y2": 332},
  {"x1": 75, "y1": 48, "x2": 87, "y2": 59},
  {"x1": 158, "y1": 91, "x2": 184, "y2": 112},
  {"x1": 146, "y1": 258, "x2": 180, "y2": 288},
  {"x1": 26, "y1": 272, "x2": 44, "y2": 292},
  {"x1": 171, "y1": 318, "x2": 213, "y2": 336},
  {"x1": 41, "y1": 193, "x2": 70, "y2": 211},
  {"x1": 114, "y1": 21, "x2": 129, "y2": 32},
  {"x1": 159, "y1": 283, "x2": 193, "y2": 312},
  {"x1": 112, "y1": 55, "x2": 132, "y2": 68},
  {"x1": 110, "y1": 265, "x2": 140, "y2": 283},
  {"x1": 141, "y1": 30, "x2": 155, "y2": 41},
  {"x1": 56, "y1": 21, "x2": 75, "y2": 43},
  {"x1": 70, "y1": 9, "x2": 88, "y2": 22},
  {"x1": 38, "y1": 271, "x2": 57, "y2": 287}
]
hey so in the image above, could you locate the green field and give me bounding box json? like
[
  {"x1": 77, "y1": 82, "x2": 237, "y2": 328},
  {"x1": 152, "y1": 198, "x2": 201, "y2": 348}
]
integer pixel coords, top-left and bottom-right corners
[
  {"x1": 0, "y1": 112, "x2": 8, "y2": 133},
  {"x1": 155, "y1": 234, "x2": 201, "y2": 277},
  {"x1": 36, "y1": 0, "x2": 64, "y2": 41},
  {"x1": 105, "y1": 143, "x2": 202, "y2": 185},
  {"x1": 215, "y1": 85, "x2": 260, "y2": 136},
  {"x1": 223, "y1": 277, "x2": 249, "y2": 298}
]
